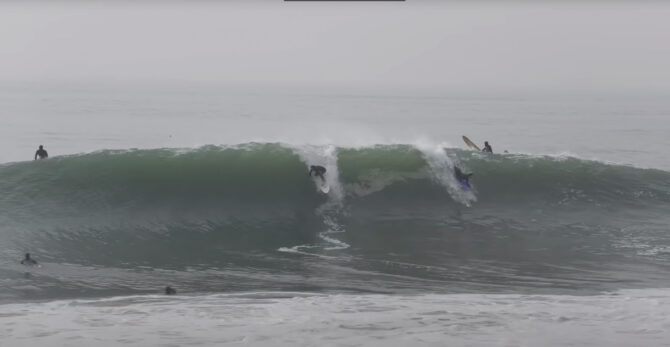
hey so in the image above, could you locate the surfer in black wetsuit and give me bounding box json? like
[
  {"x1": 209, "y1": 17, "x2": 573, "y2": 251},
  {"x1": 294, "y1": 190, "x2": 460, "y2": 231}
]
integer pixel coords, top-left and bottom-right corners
[
  {"x1": 482, "y1": 141, "x2": 492, "y2": 153},
  {"x1": 21, "y1": 253, "x2": 38, "y2": 266},
  {"x1": 309, "y1": 165, "x2": 327, "y2": 182},
  {"x1": 34, "y1": 145, "x2": 48, "y2": 160},
  {"x1": 165, "y1": 286, "x2": 177, "y2": 295},
  {"x1": 454, "y1": 166, "x2": 473, "y2": 186}
]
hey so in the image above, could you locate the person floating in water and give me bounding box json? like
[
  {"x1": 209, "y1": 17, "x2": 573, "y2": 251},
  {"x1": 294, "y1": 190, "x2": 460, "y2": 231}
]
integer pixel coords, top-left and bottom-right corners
[
  {"x1": 165, "y1": 286, "x2": 177, "y2": 295},
  {"x1": 34, "y1": 145, "x2": 48, "y2": 160},
  {"x1": 21, "y1": 253, "x2": 38, "y2": 266},
  {"x1": 482, "y1": 141, "x2": 493, "y2": 153},
  {"x1": 309, "y1": 165, "x2": 327, "y2": 182},
  {"x1": 453, "y1": 166, "x2": 473, "y2": 188}
]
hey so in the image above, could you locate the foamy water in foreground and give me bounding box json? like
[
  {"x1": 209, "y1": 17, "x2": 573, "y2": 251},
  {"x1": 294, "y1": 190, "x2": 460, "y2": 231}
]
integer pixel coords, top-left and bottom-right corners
[{"x1": 2, "y1": 290, "x2": 670, "y2": 346}]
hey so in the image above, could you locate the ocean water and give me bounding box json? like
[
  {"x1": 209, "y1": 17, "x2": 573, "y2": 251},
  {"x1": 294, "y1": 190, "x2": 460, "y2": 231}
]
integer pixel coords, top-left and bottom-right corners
[{"x1": 1, "y1": 84, "x2": 670, "y2": 346}]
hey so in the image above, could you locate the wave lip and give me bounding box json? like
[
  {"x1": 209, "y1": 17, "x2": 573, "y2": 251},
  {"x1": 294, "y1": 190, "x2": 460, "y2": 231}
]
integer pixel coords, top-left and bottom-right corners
[{"x1": 1, "y1": 143, "x2": 669, "y2": 218}]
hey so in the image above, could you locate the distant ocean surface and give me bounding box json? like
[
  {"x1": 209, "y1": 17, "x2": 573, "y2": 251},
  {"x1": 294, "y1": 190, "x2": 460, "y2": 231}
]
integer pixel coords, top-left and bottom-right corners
[{"x1": 1, "y1": 84, "x2": 669, "y2": 346}]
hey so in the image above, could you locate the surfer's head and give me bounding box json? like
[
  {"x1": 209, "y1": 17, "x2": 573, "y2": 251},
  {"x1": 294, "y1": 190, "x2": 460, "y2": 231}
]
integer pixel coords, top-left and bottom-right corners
[
  {"x1": 38, "y1": 145, "x2": 43, "y2": 150},
  {"x1": 24, "y1": 253, "x2": 30, "y2": 259},
  {"x1": 485, "y1": 141, "x2": 489, "y2": 146}
]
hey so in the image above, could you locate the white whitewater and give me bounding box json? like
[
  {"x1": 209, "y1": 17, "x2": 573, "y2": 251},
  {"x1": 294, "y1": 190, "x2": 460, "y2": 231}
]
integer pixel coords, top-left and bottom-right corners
[{"x1": 2, "y1": 289, "x2": 670, "y2": 346}]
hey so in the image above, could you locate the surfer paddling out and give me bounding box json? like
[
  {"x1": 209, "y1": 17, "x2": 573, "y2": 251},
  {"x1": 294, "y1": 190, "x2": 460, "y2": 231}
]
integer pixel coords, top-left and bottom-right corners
[
  {"x1": 34, "y1": 145, "x2": 48, "y2": 160},
  {"x1": 21, "y1": 253, "x2": 38, "y2": 266},
  {"x1": 462, "y1": 136, "x2": 493, "y2": 154}
]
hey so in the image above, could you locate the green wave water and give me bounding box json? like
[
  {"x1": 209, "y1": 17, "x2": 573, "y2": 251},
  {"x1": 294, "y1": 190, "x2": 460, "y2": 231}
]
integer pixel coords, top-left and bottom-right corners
[{"x1": 1, "y1": 143, "x2": 670, "y2": 302}]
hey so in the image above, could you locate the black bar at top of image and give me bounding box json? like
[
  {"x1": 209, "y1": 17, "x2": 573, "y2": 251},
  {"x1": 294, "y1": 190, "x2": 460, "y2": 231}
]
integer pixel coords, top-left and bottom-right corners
[{"x1": 285, "y1": 0, "x2": 405, "y2": 2}]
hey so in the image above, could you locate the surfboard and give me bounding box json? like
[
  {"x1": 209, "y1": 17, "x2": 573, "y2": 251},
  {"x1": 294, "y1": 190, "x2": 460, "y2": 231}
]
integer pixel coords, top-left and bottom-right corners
[
  {"x1": 462, "y1": 136, "x2": 481, "y2": 151},
  {"x1": 313, "y1": 177, "x2": 330, "y2": 193}
]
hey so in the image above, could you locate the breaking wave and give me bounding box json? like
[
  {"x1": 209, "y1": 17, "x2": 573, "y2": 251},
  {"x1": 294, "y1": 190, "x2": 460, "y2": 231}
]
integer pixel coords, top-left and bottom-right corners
[{"x1": 2, "y1": 143, "x2": 669, "y2": 301}]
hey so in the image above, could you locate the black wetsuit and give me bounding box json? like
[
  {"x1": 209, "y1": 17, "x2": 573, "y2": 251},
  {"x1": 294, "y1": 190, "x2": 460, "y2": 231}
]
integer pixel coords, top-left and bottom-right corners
[
  {"x1": 309, "y1": 165, "x2": 327, "y2": 181},
  {"x1": 21, "y1": 256, "x2": 38, "y2": 266},
  {"x1": 482, "y1": 144, "x2": 493, "y2": 153},
  {"x1": 35, "y1": 148, "x2": 48, "y2": 160}
]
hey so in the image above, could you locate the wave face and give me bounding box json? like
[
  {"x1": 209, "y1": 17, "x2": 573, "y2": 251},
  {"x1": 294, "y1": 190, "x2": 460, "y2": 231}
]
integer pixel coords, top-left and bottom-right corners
[{"x1": 2, "y1": 143, "x2": 670, "y2": 302}]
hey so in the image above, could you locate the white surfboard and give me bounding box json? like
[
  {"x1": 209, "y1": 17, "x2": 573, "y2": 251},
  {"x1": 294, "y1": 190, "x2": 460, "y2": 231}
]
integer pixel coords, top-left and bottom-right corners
[{"x1": 313, "y1": 178, "x2": 330, "y2": 193}]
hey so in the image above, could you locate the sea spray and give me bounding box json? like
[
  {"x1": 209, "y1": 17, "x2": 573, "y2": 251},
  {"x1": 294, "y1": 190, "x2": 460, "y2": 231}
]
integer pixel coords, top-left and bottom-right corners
[
  {"x1": 290, "y1": 144, "x2": 345, "y2": 202},
  {"x1": 284, "y1": 144, "x2": 350, "y2": 254},
  {"x1": 413, "y1": 142, "x2": 477, "y2": 206}
]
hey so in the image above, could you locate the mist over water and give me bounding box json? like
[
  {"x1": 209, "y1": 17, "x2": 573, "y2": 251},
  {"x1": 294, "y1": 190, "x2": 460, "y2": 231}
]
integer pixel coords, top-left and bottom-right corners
[{"x1": 3, "y1": 1, "x2": 670, "y2": 344}]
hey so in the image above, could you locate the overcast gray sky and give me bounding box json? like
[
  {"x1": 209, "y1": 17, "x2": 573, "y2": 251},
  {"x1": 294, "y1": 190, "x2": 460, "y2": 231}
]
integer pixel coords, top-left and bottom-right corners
[{"x1": 1, "y1": 2, "x2": 669, "y2": 92}]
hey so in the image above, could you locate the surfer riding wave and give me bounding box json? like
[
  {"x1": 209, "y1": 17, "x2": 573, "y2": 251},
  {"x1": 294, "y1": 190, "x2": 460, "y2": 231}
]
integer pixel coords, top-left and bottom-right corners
[
  {"x1": 453, "y1": 166, "x2": 473, "y2": 189},
  {"x1": 309, "y1": 165, "x2": 326, "y2": 182}
]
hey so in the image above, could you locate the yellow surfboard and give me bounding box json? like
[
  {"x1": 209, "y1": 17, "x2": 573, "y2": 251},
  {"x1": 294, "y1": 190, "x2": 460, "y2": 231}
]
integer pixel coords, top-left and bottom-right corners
[{"x1": 462, "y1": 136, "x2": 481, "y2": 151}]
